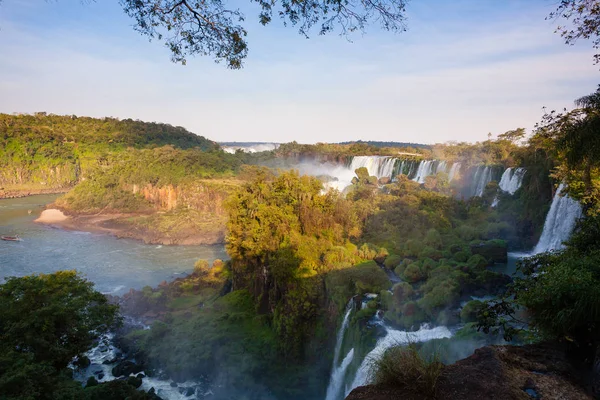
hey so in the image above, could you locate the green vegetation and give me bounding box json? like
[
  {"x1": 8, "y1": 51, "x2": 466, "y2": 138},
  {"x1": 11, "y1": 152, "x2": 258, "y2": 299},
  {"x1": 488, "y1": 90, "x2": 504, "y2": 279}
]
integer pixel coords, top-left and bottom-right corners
[
  {"x1": 0, "y1": 271, "x2": 157, "y2": 400},
  {"x1": 0, "y1": 113, "x2": 218, "y2": 191},
  {"x1": 368, "y1": 344, "x2": 442, "y2": 398}
]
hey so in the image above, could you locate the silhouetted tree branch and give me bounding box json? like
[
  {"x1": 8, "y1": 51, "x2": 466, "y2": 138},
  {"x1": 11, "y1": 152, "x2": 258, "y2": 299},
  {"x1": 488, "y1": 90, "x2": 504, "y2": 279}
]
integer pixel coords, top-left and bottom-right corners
[{"x1": 120, "y1": 0, "x2": 408, "y2": 68}]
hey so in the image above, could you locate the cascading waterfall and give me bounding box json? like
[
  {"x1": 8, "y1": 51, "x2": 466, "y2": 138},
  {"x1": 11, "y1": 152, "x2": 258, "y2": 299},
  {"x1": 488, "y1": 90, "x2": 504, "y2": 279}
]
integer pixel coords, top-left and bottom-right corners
[
  {"x1": 325, "y1": 299, "x2": 355, "y2": 400},
  {"x1": 412, "y1": 160, "x2": 436, "y2": 183},
  {"x1": 498, "y1": 167, "x2": 526, "y2": 195},
  {"x1": 533, "y1": 184, "x2": 582, "y2": 254},
  {"x1": 345, "y1": 324, "x2": 452, "y2": 396},
  {"x1": 448, "y1": 162, "x2": 460, "y2": 182},
  {"x1": 349, "y1": 156, "x2": 396, "y2": 179},
  {"x1": 316, "y1": 156, "x2": 465, "y2": 192},
  {"x1": 470, "y1": 166, "x2": 493, "y2": 197},
  {"x1": 325, "y1": 349, "x2": 355, "y2": 400}
]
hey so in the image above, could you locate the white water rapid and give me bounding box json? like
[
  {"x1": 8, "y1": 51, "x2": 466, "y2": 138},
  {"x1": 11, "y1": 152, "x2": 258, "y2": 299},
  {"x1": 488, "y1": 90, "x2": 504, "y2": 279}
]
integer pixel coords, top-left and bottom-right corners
[
  {"x1": 498, "y1": 168, "x2": 526, "y2": 195},
  {"x1": 533, "y1": 183, "x2": 582, "y2": 254},
  {"x1": 345, "y1": 324, "x2": 452, "y2": 396},
  {"x1": 73, "y1": 320, "x2": 206, "y2": 399}
]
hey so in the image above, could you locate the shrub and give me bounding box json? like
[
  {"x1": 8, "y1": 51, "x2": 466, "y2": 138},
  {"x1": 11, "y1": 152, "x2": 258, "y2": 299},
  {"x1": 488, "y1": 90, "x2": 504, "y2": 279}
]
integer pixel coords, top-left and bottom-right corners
[
  {"x1": 369, "y1": 344, "x2": 443, "y2": 397},
  {"x1": 452, "y1": 250, "x2": 469, "y2": 263},
  {"x1": 421, "y1": 258, "x2": 438, "y2": 277},
  {"x1": 380, "y1": 290, "x2": 393, "y2": 310},
  {"x1": 419, "y1": 246, "x2": 442, "y2": 260},
  {"x1": 467, "y1": 254, "x2": 488, "y2": 269},
  {"x1": 384, "y1": 254, "x2": 403, "y2": 270},
  {"x1": 392, "y1": 282, "x2": 414, "y2": 306},
  {"x1": 424, "y1": 229, "x2": 443, "y2": 249},
  {"x1": 404, "y1": 239, "x2": 424, "y2": 257},
  {"x1": 460, "y1": 300, "x2": 484, "y2": 323},
  {"x1": 403, "y1": 264, "x2": 424, "y2": 283}
]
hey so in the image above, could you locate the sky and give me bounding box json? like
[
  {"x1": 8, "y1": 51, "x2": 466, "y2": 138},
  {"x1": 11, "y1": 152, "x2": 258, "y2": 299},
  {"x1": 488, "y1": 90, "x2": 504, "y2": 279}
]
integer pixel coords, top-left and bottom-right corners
[{"x1": 0, "y1": 0, "x2": 598, "y2": 144}]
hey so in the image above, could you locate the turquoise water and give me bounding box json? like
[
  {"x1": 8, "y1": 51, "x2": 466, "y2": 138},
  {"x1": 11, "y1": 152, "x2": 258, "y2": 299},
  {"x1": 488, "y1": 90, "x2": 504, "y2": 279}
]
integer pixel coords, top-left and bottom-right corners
[{"x1": 0, "y1": 195, "x2": 228, "y2": 295}]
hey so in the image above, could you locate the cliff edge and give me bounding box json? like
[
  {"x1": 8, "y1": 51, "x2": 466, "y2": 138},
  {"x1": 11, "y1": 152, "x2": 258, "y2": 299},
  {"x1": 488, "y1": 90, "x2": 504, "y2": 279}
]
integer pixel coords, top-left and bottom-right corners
[{"x1": 346, "y1": 344, "x2": 593, "y2": 400}]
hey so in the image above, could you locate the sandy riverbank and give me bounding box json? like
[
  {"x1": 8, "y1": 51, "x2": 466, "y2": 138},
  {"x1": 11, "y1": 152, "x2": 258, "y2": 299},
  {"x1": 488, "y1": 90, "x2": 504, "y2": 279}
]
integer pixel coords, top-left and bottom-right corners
[
  {"x1": 35, "y1": 209, "x2": 69, "y2": 223},
  {"x1": 35, "y1": 208, "x2": 225, "y2": 245}
]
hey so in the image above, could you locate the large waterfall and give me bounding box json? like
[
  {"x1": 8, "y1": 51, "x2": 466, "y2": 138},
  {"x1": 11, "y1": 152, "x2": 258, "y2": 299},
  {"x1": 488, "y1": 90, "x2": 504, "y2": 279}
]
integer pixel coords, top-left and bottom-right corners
[
  {"x1": 345, "y1": 324, "x2": 452, "y2": 396},
  {"x1": 533, "y1": 184, "x2": 582, "y2": 254},
  {"x1": 498, "y1": 168, "x2": 526, "y2": 195},
  {"x1": 348, "y1": 156, "x2": 397, "y2": 179}
]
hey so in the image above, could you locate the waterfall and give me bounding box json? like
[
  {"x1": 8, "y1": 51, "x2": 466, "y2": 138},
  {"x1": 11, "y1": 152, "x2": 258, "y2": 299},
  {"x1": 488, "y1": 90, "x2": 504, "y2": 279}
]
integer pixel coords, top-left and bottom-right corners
[
  {"x1": 448, "y1": 163, "x2": 461, "y2": 182},
  {"x1": 533, "y1": 184, "x2": 582, "y2": 254},
  {"x1": 412, "y1": 160, "x2": 436, "y2": 183},
  {"x1": 470, "y1": 166, "x2": 493, "y2": 197},
  {"x1": 332, "y1": 300, "x2": 354, "y2": 366},
  {"x1": 498, "y1": 167, "x2": 526, "y2": 195},
  {"x1": 325, "y1": 349, "x2": 355, "y2": 400},
  {"x1": 349, "y1": 156, "x2": 397, "y2": 179},
  {"x1": 345, "y1": 324, "x2": 452, "y2": 396}
]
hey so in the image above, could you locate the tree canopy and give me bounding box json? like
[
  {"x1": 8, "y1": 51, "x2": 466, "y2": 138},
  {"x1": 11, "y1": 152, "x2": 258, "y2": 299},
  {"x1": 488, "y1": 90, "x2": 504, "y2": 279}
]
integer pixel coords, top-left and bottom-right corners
[{"x1": 0, "y1": 271, "x2": 120, "y2": 399}]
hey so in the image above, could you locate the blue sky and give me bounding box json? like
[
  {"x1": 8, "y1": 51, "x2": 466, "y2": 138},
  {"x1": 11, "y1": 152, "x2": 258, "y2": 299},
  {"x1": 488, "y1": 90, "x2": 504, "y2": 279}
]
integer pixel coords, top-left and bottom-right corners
[{"x1": 0, "y1": 0, "x2": 598, "y2": 144}]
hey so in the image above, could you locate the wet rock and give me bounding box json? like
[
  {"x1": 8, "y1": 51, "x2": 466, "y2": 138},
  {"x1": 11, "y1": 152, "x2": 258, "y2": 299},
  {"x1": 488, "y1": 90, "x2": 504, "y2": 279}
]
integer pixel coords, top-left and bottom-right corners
[
  {"x1": 98, "y1": 373, "x2": 105, "y2": 380},
  {"x1": 111, "y1": 360, "x2": 143, "y2": 377},
  {"x1": 170, "y1": 381, "x2": 178, "y2": 388},
  {"x1": 126, "y1": 375, "x2": 143, "y2": 389},
  {"x1": 179, "y1": 386, "x2": 195, "y2": 396},
  {"x1": 86, "y1": 376, "x2": 99, "y2": 388},
  {"x1": 74, "y1": 355, "x2": 91, "y2": 368}
]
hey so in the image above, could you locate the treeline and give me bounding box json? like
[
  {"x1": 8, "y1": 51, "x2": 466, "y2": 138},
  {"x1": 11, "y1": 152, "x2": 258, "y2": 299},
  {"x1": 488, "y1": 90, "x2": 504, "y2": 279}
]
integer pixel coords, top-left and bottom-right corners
[
  {"x1": 337, "y1": 140, "x2": 430, "y2": 150},
  {"x1": 0, "y1": 113, "x2": 219, "y2": 189},
  {"x1": 276, "y1": 141, "x2": 427, "y2": 160}
]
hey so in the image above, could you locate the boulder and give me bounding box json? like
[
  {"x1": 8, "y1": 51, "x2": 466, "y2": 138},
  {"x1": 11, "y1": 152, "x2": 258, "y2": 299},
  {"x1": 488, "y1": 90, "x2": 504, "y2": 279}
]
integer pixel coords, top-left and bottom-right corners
[
  {"x1": 74, "y1": 355, "x2": 91, "y2": 368},
  {"x1": 378, "y1": 177, "x2": 391, "y2": 185},
  {"x1": 111, "y1": 360, "x2": 144, "y2": 377},
  {"x1": 126, "y1": 375, "x2": 143, "y2": 389},
  {"x1": 86, "y1": 376, "x2": 99, "y2": 388}
]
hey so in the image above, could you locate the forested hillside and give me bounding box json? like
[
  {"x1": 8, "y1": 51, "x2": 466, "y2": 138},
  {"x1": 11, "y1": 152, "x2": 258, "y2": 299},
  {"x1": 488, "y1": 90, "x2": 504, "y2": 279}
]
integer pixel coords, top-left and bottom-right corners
[{"x1": 0, "y1": 113, "x2": 218, "y2": 192}]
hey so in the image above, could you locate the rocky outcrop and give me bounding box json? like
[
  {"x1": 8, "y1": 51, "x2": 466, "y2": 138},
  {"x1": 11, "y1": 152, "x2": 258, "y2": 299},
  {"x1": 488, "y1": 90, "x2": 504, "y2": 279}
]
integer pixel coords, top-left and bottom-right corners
[
  {"x1": 346, "y1": 344, "x2": 592, "y2": 400},
  {"x1": 130, "y1": 181, "x2": 232, "y2": 214}
]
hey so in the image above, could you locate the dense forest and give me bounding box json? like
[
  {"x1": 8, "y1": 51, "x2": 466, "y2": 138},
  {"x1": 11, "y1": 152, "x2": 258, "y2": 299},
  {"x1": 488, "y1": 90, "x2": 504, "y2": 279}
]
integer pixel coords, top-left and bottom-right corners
[{"x1": 0, "y1": 113, "x2": 219, "y2": 191}]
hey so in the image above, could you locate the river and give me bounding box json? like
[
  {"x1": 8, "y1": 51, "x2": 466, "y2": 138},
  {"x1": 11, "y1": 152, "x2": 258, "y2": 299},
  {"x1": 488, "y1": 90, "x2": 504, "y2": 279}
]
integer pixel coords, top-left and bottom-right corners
[{"x1": 0, "y1": 195, "x2": 228, "y2": 295}]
